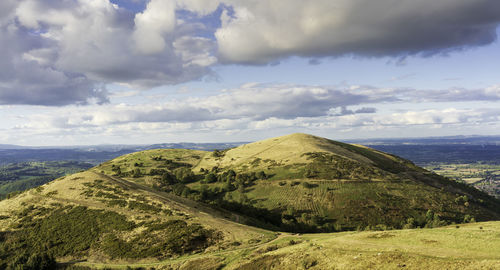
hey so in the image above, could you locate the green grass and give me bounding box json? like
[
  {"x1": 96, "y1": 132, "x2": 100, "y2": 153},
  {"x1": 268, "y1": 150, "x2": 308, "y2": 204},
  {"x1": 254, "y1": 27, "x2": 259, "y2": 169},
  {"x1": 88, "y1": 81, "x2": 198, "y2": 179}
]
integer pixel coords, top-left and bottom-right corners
[
  {"x1": 91, "y1": 134, "x2": 500, "y2": 233},
  {"x1": 101, "y1": 219, "x2": 219, "y2": 260},
  {"x1": 2, "y1": 133, "x2": 499, "y2": 268},
  {"x1": 0, "y1": 205, "x2": 135, "y2": 266},
  {"x1": 73, "y1": 221, "x2": 500, "y2": 269}
]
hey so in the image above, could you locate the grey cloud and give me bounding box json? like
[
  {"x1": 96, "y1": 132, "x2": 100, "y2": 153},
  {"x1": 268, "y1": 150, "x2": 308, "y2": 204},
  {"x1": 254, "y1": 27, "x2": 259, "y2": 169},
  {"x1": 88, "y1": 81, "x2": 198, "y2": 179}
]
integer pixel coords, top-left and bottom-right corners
[
  {"x1": 215, "y1": 0, "x2": 500, "y2": 64},
  {"x1": 354, "y1": 107, "x2": 376, "y2": 114},
  {"x1": 3, "y1": 0, "x2": 499, "y2": 107},
  {"x1": 42, "y1": 84, "x2": 391, "y2": 127},
  {"x1": 200, "y1": 86, "x2": 379, "y2": 120},
  {"x1": 37, "y1": 84, "x2": 500, "y2": 128},
  {"x1": 416, "y1": 87, "x2": 500, "y2": 102},
  {"x1": 0, "y1": 17, "x2": 108, "y2": 106},
  {"x1": 354, "y1": 85, "x2": 500, "y2": 103}
]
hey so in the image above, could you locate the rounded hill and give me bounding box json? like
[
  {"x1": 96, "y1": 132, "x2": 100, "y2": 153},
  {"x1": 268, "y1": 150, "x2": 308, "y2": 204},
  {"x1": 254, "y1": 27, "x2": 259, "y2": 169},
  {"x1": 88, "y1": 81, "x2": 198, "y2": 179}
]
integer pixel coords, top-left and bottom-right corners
[{"x1": 94, "y1": 133, "x2": 500, "y2": 232}]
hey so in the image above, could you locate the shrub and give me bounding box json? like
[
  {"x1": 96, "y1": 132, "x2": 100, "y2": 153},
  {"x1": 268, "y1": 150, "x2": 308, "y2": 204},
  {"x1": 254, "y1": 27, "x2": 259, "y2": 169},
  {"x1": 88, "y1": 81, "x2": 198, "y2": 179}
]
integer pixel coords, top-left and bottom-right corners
[
  {"x1": 302, "y1": 182, "x2": 316, "y2": 189},
  {"x1": 0, "y1": 206, "x2": 135, "y2": 261},
  {"x1": 204, "y1": 173, "x2": 217, "y2": 183},
  {"x1": 160, "y1": 172, "x2": 177, "y2": 185},
  {"x1": 101, "y1": 220, "x2": 218, "y2": 259},
  {"x1": 173, "y1": 168, "x2": 195, "y2": 183}
]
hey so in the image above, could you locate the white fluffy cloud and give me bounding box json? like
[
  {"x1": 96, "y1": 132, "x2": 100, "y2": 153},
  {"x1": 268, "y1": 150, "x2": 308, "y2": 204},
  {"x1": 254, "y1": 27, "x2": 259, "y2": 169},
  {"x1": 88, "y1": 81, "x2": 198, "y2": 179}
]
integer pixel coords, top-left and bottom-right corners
[
  {"x1": 4, "y1": 82, "x2": 500, "y2": 145},
  {"x1": 133, "y1": 0, "x2": 176, "y2": 54},
  {"x1": 0, "y1": 0, "x2": 216, "y2": 105},
  {"x1": 9, "y1": 83, "x2": 500, "y2": 129}
]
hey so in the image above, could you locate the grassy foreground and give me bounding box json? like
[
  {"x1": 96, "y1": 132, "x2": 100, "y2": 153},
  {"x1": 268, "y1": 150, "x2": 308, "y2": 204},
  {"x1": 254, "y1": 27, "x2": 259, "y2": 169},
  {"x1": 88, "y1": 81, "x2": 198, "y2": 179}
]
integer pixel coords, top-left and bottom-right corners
[{"x1": 76, "y1": 221, "x2": 500, "y2": 269}]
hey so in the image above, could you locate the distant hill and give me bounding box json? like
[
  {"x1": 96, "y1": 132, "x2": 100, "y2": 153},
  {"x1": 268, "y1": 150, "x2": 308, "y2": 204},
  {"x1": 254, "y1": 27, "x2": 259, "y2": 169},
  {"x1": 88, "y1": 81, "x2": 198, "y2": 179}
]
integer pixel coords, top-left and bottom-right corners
[
  {"x1": 0, "y1": 144, "x2": 25, "y2": 150},
  {"x1": 349, "y1": 135, "x2": 500, "y2": 145},
  {"x1": 0, "y1": 133, "x2": 499, "y2": 268},
  {"x1": 0, "y1": 161, "x2": 93, "y2": 200},
  {"x1": 0, "y1": 143, "x2": 245, "y2": 166}
]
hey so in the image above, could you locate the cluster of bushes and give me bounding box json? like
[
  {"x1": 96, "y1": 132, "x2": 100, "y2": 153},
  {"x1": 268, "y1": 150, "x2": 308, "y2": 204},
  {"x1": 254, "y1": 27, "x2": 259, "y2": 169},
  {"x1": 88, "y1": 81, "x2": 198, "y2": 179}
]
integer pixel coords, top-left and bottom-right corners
[
  {"x1": 327, "y1": 141, "x2": 414, "y2": 174},
  {"x1": 201, "y1": 169, "x2": 266, "y2": 187},
  {"x1": 82, "y1": 180, "x2": 125, "y2": 196},
  {"x1": 1, "y1": 252, "x2": 56, "y2": 270},
  {"x1": 101, "y1": 219, "x2": 220, "y2": 259},
  {"x1": 302, "y1": 152, "x2": 385, "y2": 180},
  {"x1": 154, "y1": 168, "x2": 197, "y2": 189},
  {"x1": 401, "y1": 210, "x2": 449, "y2": 229},
  {"x1": 127, "y1": 200, "x2": 163, "y2": 214},
  {"x1": 0, "y1": 206, "x2": 135, "y2": 266},
  {"x1": 154, "y1": 167, "x2": 267, "y2": 201},
  {"x1": 151, "y1": 157, "x2": 191, "y2": 170},
  {"x1": 212, "y1": 149, "x2": 228, "y2": 158},
  {"x1": 0, "y1": 203, "x2": 222, "y2": 265}
]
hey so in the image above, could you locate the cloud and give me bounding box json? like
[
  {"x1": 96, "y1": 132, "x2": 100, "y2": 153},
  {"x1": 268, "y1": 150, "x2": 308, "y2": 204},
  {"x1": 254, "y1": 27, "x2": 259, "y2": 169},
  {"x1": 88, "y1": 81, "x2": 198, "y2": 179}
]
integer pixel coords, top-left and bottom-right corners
[
  {"x1": 26, "y1": 84, "x2": 378, "y2": 128},
  {"x1": 0, "y1": 12, "x2": 108, "y2": 106},
  {"x1": 351, "y1": 85, "x2": 500, "y2": 103},
  {"x1": 214, "y1": 0, "x2": 500, "y2": 64},
  {"x1": 0, "y1": 0, "x2": 216, "y2": 106},
  {"x1": 2, "y1": 0, "x2": 500, "y2": 106},
  {"x1": 12, "y1": 83, "x2": 500, "y2": 131},
  {"x1": 133, "y1": 0, "x2": 176, "y2": 54},
  {"x1": 5, "y1": 83, "x2": 500, "y2": 145}
]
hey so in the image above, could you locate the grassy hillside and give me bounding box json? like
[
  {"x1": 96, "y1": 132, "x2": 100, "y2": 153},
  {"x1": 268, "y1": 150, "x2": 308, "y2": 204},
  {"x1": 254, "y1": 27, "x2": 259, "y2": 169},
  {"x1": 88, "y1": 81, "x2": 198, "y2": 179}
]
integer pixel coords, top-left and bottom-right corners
[
  {"x1": 95, "y1": 133, "x2": 500, "y2": 232},
  {"x1": 71, "y1": 221, "x2": 500, "y2": 269},
  {"x1": 1, "y1": 133, "x2": 499, "y2": 268},
  {"x1": 0, "y1": 171, "x2": 274, "y2": 269}
]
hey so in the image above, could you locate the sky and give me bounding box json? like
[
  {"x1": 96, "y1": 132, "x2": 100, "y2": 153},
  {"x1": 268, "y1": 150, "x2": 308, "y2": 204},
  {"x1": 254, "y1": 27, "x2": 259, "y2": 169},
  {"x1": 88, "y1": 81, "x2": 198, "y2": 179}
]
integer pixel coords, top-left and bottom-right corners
[{"x1": 1, "y1": 0, "x2": 500, "y2": 146}]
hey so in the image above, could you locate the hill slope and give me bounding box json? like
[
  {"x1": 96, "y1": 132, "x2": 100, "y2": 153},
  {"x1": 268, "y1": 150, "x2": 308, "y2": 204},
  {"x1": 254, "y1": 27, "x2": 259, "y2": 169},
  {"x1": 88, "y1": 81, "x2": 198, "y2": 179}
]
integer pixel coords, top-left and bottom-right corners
[
  {"x1": 0, "y1": 133, "x2": 499, "y2": 268},
  {"x1": 78, "y1": 221, "x2": 500, "y2": 270},
  {"x1": 95, "y1": 133, "x2": 500, "y2": 232},
  {"x1": 0, "y1": 171, "x2": 274, "y2": 268}
]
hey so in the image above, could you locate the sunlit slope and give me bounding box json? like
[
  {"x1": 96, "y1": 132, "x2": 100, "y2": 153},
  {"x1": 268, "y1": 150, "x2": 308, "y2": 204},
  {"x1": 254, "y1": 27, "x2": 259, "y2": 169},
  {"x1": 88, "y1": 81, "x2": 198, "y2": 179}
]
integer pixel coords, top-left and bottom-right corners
[
  {"x1": 229, "y1": 221, "x2": 500, "y2": 270},
  {"x1": 1, "y1": 133, "x2": 500, "y2": 268},
  {"x1": 0, "y1": 170, "x2": 273, "y2": 267},
  {"x1": 75, "y1": 221, "x2": 500, "y2": 269},
  {"x1": 193, "y1": 133, "x2": 416, "y2": 174},
  {"x1": 94, "y1": 133, "x2": 500, "y2": 232}
]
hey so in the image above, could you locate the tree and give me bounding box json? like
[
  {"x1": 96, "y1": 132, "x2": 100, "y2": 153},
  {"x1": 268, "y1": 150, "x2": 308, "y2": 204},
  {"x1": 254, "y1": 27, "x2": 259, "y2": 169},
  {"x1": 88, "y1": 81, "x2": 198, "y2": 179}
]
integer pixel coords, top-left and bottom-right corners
[
  {"x1": 161, "y1": 172, "x2": 177, "y2": 185},
  {"x1": 212, "y1": 150, "x2": 224, "y2": 158},
  {"x1": 204, "y1": 173, "x2": 217, "y2": 183},
  {"x1": 173, "y1": 167, "x2": 195, "y2": 183}
]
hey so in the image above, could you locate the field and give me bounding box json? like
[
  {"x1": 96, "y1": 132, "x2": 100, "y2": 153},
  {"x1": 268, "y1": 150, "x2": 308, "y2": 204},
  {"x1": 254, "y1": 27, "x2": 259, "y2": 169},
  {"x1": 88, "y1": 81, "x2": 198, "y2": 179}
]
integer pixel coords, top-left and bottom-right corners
[
  {"x1": 424, "y1": 163, "x2": 500, "y2": 199},
  {"x1": 0, "y1": 161, "x2": 93, "y2": 199}
]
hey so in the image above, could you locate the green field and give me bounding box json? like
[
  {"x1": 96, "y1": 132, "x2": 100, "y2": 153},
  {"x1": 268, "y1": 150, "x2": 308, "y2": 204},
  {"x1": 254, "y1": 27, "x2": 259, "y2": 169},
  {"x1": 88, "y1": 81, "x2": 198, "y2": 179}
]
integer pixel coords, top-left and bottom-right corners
[
  {"x1": 425, "y1": 163, "x2": 500, "y2": 199},
  {"x1": 0, "y1": 161, "x2": 93, "y2": 200}
]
